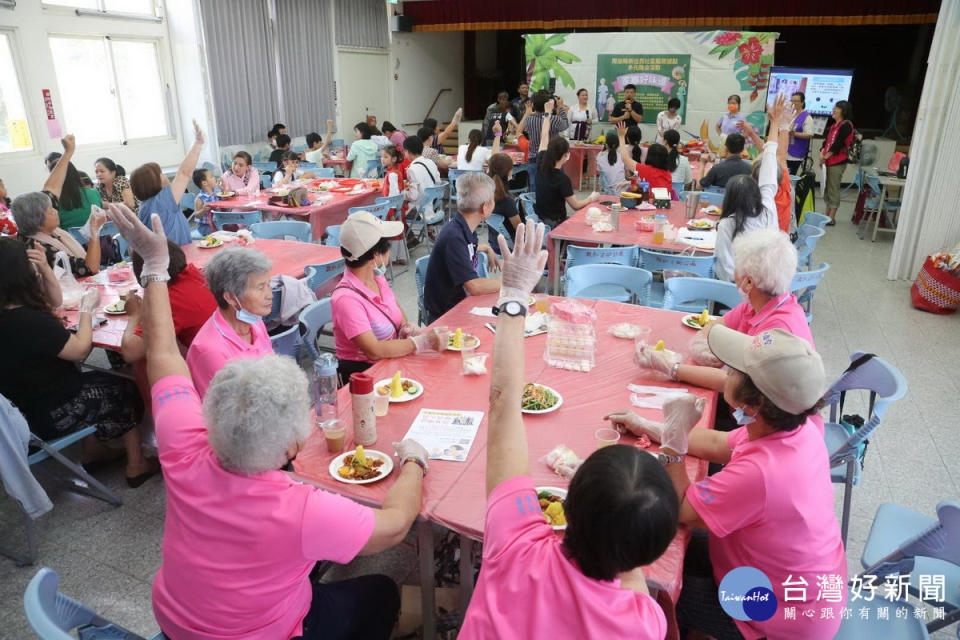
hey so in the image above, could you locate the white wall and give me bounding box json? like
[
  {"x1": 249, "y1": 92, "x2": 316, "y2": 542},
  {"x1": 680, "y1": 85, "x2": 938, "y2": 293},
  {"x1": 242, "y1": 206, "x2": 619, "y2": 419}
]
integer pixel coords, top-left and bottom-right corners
[
  {"x1": 388, "y1": 31, "x2": 464, "y2": 135},
  {"x1": 0, "y1": 2, "x2": 213, "y2": 196}
]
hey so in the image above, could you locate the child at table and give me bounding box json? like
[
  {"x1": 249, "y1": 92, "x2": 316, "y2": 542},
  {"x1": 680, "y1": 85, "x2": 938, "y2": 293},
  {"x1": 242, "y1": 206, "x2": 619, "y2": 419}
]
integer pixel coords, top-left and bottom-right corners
[
  {"x1": 273, "y1": 152, "x2": 316, "y2": 187},
  {"x1": 458, "y1": 221, "x2": 677, "y2": 640},
  {"x1": 381, "y1": 145, "x2": 409, "y2": 257},
  {"x1": 192, "y1": 169, "x2": 220, "y2": 236}
]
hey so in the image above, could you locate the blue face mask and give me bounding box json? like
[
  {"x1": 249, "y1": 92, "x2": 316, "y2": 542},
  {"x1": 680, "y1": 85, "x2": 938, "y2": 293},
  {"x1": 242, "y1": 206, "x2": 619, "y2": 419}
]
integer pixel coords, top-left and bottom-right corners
[
  {"x1": 236, "y1": 306, "x2": 261, "y2": 325},
  {"x1": 669, "y1": 108, "x2": 677, "y2": 114},
  {"x1": 373, "y1": 255, "x2": 388, "y2": 278},
  {"x1": 733, "y1": 407, "x2": 756, "y2": 425}
]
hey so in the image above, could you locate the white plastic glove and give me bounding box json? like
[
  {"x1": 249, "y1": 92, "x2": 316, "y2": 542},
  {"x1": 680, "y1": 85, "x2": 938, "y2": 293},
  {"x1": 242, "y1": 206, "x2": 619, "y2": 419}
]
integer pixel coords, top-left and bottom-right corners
[
  {"x1": 104, "y1": 203, "x2": 169, "y2": 279},
  {"x1": 603, "y1": 409, "x2": 665, "y2": 442},
  {"x1": 393, "y1": 439, "x2": 429, "y2": 475},
  {"x1": 411, "y1": 326, "x2": 450, "y2": 354},
  {"x1": 497, "y1": 220, "x2": 548, "y2": 307},
  {"x1": 689, "y1": 330, "x2": 723, "y2": 367},
  {"x1": 660, "y1": 394, "x2": 706, "y2": 455},
  {"x1": 634, "y1": 341, "x2": 681, "y2": 378},
  {"x1": 399, "y1": 322, "x2": 422, "y2": 339},
  {"x1": 79, "y1": 287, "x2": 100, "y2": 315}
]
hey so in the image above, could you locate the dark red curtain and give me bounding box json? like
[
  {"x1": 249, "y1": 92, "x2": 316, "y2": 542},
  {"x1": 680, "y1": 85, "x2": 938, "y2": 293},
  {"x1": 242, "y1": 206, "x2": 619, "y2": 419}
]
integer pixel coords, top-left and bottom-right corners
[{"x1": 403, "y1": 0, "x2": 940, "y2": 30}]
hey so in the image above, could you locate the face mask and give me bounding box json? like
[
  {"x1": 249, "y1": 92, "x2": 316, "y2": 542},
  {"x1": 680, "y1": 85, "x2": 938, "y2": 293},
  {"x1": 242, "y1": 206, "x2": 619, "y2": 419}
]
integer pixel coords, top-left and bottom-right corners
[
  {"x1": 728, "y1": 104, "x2": 739, "y2": 113},
  {"x1": 373, "y1": 255, "x2": 387, "y2": 277},
  {"x1": 669, "y1": 108, "x2": 677, "y2": 114},
  {"x1": 733, "y1": 407, "x2": 756, "y2": 425},
  {"x1": 230, "y1": 294, "x2": 261, "y2": 325}
]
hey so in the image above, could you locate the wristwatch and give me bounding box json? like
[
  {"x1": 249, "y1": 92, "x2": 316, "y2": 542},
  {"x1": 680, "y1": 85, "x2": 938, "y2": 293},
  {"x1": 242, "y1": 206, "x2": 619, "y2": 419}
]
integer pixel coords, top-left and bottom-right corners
[
  {"x1": 492, "y1": 300, "x2": 527, "y2": 318},
  {"x1": 140, "y1": 273, "x2": 170, "y2": 287},
  {"x1": 657, "y1": 452, "x2": 685, "y2": 465}
]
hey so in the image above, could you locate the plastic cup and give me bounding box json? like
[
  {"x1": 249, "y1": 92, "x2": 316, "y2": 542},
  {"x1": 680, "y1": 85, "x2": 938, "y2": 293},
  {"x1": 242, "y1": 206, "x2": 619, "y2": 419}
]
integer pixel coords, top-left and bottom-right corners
[
  {"x1": 534, "y1": 295, "x2": 550, "y2": 314},
  {"x1": 595, "y1": 428, "x2": 621, "y2": 449},
  {"x1": 374, "y1": 388, "x2": 390, "y2": 417},
  {"x1": 322, "y1": 420, "x2": 346, "y2": 453},
  {"x1": 460, "y1": 342, "x2": 479, "y2": 368}
]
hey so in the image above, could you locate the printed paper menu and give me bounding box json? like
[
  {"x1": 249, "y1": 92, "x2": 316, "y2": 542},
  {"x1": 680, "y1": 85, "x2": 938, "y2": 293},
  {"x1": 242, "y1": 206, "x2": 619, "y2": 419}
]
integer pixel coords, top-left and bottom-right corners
[{"x1": 401, "y1": 409, "x2": 484, "y2": 462}]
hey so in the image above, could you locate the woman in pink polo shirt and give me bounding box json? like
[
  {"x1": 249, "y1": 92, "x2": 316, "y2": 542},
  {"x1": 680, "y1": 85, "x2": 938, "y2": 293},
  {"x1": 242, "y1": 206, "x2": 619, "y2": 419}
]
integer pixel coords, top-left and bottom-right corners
[
  {"x1": 186, "y1": 247, "x2": 274, "y2": 397},
  {"x1": 106, "y1": 204, "x2": 430, "y2": 640},
  {"x1": 331, "y1": 211, "x2": 446, "y2": 384},
  {"x1": 610, "y1": 328, "x2": 846, "y2": 640},
  {"x1": 459, "y1": 221, "x2": 678, "y2": 639}
]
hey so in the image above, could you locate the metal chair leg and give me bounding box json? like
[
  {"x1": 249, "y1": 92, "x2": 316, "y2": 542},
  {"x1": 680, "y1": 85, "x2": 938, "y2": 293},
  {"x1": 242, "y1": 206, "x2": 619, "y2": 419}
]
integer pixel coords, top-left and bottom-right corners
[
  {"x1": 0, "y1": 506, "x2": 37, "y2": 566},
  {"x1": 840, "y1": 459, "x2": 855, "y2": 547},
  {"x1": 417, "y1": 519, "x2": 436, "y2": 640},
  {"x1": 37, "y1": 441, "x2": 123, "y2": 507}
]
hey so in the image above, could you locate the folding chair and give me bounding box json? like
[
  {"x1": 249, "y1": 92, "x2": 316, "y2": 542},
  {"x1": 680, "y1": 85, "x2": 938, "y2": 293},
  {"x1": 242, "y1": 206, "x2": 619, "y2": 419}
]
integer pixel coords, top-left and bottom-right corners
[
  {"x1": 795, "y1": 224, "x2": 826, "y2": 268},
  {"x1": 565, "y1": 265, "x2": 653, "y2": 305},
  {"x1": 518, "y1": 192, "x2": 537, "y2": 219},
  {"x1": 486, "y1": 214, "x2": 514, "y2": 254},
  {"x1": 409, "y1": 183, "x2": 448, "y2": 250},
  {"x1": 25, "y1": 567, "x2": 165, "y2": 640},
  {"x1": 822, "y1": 351, "x2": 907, "y2": 546},
  {"x1": 662, "y1": 277, "x2": 740, "y2": 313},
  {"x1": 790, "y1": 262, "x2": 831, "y2": 323},
  {"x1": 249, "y1": 221, "x2": 311, "y2": 243},
  {"x1": 299, "y1": 298, "x2": 334, "y2": 360},
  {"x1": 801, "y1": 211, "x2": 831, "y2": 230}
]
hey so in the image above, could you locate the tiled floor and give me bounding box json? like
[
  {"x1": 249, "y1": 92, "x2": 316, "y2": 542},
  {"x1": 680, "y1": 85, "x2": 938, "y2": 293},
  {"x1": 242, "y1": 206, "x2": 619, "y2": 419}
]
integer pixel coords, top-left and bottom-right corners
[{"x1": 1, "y1": 193, "x2": 957, "y2": 639}]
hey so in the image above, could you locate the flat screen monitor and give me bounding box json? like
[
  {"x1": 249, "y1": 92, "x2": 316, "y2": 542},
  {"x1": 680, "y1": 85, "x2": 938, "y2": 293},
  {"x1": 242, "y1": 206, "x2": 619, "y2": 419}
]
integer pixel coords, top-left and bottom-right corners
[{"x1": 766, "y1": 67, "x2": 854, "y2": 117}]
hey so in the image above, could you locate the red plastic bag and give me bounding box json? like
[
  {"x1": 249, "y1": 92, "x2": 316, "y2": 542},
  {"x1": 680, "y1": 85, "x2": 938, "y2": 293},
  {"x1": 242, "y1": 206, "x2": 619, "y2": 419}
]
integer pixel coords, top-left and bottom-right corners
[{"x1": 911, "y1": 257, "x2": 960, "y2": 314}]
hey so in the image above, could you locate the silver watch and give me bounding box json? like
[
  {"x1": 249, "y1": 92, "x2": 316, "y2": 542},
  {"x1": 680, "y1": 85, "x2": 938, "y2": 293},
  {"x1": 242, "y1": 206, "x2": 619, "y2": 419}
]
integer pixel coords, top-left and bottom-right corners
[
  {"x1": 657, "y1": 452, "x2": 685, "y2": 465},
  {"x1": 140, "y1": 273, "x2": 170, "y2": 287}
]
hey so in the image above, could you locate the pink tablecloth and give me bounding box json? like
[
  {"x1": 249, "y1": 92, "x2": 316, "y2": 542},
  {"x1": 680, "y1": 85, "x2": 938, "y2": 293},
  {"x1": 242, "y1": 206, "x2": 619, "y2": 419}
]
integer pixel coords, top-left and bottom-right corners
[
  {"x1": 292, "y1": 295, "x2": 715, "y2": 638},
  {"x1": 59, "y1": 283, "x2": 131, "y2": 350},
  {"x1": 563, "y1": 143, "x2": 604, "y2": 190},
  {"x1": 210, "y1": 184, "x2": 379, "y2": 241},
  {"x1": 546, "y1": 197, "x2": 716, "y2": 293}
]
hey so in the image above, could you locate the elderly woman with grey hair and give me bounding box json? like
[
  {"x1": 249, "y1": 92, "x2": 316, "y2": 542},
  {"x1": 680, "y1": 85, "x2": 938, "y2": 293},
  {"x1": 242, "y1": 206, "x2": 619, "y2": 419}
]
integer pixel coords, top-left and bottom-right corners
[
  {"x1": 186, "y1": 246, "x2": 274, "y2": 397},
  {"x1": 422, "y1": 171, "x2": 502, "y2": 323},
  {"x1": 105, "y1": 204, "x2": 428, "y2": 640},
  {"x1": 12, "y1": 191, "x2": 104, "y2": 277}
]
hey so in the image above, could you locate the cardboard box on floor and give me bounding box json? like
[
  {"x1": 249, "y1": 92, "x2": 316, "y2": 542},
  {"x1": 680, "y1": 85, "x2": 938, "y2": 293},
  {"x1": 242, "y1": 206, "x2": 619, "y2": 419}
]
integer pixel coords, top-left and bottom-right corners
[{"x1": 397, "y1": 585, "x2": 460, "y2": 635}]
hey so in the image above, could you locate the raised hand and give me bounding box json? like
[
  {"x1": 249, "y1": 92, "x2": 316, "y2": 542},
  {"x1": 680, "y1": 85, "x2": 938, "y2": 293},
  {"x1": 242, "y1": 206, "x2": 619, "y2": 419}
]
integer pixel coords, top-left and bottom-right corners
[
  {"x1": 193, "y1": 119, "x2": 205, "y2": 145},
  {"x1": 104, "y1": 203, "x2": 169, "y2": 278},
  {"x1": 61, "y1": 134, "x2": 76, "y2": 155},
  {"x1": 616, "y1": 121, "x2": 627, "y2": 139},
  {"x1": 497, "y1": 220, "x2": 548, "y2": 303},
  {"x1": 492, "y1": 120, "x2": 503, "y2": 135}
]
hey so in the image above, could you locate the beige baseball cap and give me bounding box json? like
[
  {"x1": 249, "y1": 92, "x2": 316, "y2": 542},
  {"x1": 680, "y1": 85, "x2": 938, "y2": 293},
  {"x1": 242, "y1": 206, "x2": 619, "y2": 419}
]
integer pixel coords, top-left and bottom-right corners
[
  {"x1": 339, "y1": 211, "x2": 404, "y2": 261},
  {"x1": 707, "y1": 326, "x2": 825, "y2": 414}
]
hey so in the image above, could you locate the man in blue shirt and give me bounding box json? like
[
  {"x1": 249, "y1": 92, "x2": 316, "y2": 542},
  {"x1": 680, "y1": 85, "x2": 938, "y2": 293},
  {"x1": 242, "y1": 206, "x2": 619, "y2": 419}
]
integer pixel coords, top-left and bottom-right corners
[{"x1": 423, "y1": 173, "x2": 502, "y2": 324}]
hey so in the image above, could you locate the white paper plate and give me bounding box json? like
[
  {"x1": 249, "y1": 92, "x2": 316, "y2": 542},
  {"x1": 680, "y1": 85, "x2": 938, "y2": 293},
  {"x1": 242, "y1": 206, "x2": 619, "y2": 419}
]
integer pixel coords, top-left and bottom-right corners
[
  {"x1": 536, "y1": 486, "x2": 568, "y2": 531},
  {"x1": 686, "y1": 219, "x2": 717, "y2": 230},
  {"x1": 103, "y1": 302, "x2": 126, "y2": 315},
  {"x1": 681, "y1": 314, "x2": 718, "y2": 330},
  {"x1": 521, "y1": 384, "x2": 563, "y2": 414},
  {"x1": 196, "y1": 239, "x2": 223, "y2": 249},
  {"x1": 375, "y1": 377, "x2": 424, "y2": 403},
  {"x1": 328, "y1": 449, "x2": 394, "y2": 485},
  {"x1": 446, "y1": 333, "x2": 480, "y2": 352}
]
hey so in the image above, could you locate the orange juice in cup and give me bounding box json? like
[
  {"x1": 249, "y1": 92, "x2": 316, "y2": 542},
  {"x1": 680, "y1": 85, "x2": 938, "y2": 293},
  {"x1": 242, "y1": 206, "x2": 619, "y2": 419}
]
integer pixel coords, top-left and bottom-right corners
[{"x1": 534, "y1": 295, "x2": 550, "y2": 314}]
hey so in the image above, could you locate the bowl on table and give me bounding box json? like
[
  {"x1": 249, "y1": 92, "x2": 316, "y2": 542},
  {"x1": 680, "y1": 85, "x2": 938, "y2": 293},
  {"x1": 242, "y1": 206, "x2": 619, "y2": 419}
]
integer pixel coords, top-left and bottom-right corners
[{"x1": 620, "y1": 195, "x2": 641, "y2": 209}]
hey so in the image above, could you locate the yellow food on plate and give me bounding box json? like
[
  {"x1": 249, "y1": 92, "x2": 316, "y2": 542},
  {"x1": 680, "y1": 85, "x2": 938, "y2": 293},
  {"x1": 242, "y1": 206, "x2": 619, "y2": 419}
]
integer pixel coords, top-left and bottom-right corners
[
  {"x1": 390, "y1": 371, "x2": 403, "y2": 398},
  {"x1": 620, "y1": 191, "x2": 642, "y2": 199},
  {"x1": 544, "y1": 501, "x2": 566, "y2": 526},
  {"x1": 453, "y1": 328, "x2": 463, "y2": 349},
  {"x1": 337, "y1": 445, "x2": 385, "y2": 480},
  {"x1": 653, "y1": 340, "x2": 666, "y2": 351},
  {"x1": 699, "y1": 309, "x2": 710, "y2": 326}
]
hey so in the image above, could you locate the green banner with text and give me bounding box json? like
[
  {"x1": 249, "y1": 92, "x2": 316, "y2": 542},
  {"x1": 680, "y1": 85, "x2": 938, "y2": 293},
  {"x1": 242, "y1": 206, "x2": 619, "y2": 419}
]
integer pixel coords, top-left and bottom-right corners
[{"x1": 595, "y1": 54, "x2": 690, "y2": 124}]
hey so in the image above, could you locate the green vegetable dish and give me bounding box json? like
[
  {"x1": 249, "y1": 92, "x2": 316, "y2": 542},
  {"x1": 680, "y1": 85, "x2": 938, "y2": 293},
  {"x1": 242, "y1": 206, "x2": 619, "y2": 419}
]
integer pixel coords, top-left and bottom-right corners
[{"x1": 522, "y1": 383, "x2": 558, "y2": 411}]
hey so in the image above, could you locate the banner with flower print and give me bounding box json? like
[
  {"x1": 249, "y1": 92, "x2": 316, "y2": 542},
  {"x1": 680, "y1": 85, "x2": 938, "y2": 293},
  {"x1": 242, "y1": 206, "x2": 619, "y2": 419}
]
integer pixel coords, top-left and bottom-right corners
[{"x1": 523, "y1": 31, "x2": 777, "y2": 138}]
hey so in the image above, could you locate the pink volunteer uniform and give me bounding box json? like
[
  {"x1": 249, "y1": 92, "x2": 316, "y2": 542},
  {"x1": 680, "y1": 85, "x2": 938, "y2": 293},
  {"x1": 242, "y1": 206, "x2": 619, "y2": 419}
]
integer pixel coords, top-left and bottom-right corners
[
  {"x1": 722, "y1": 292, "x2": 824, "y2": 434},
  {"x1": 458, "y1": 476, "x2": 668, "y2": 640},
  {"x1": 331, "y1": 269, "x2": 404, "y2": 363},
  {"x1": 150, "y1": 376, "x2": 375, "y2": 640},
  {"x1": 186, "y1": 308, "x2": 273, "y2": 397},
  {"x1": 686, "y1": 421, "x2": 847, "y2": 639}
]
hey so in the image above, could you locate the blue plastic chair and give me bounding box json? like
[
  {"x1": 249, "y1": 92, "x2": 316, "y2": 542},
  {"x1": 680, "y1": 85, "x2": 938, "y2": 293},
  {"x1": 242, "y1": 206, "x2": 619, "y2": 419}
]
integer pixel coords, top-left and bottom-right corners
[
  {"x1": 304, "y1": 259, "x2": 346, "y2": 299},
  {"x1": 476, "y1": 251, "x2": 489, "y2": 278},
  {"x1": 299, "y1": 298, "x2": 334, "y2": 359},
  {"x1": 212, "y1": 210, "x2": 262, "y2": 231},
  {"x1": 795, "y1": 224, "x2": 826, "y2": 267},
  {"x1": 858, "y1": 501, "x2": 960, "y2": 634},
  {"x1": 415, "y1": 255, "x2": 430, "y2": 325},
  {"x1": 373, "y1": 194, "x2": 411, "y2": 270},
  {"x1": 329, "y1": 139, "x2": 345, "y2": 149},
  {"x1": 315, "y1": 167, "x2": 335, "y2": 178},
  {"x1": 487, "y1": 214, "x2": 514, "y2": 254},
  {"x1": 365, "y1": 158, "x2": 384, "y2": 179},
  {"x1": 564, "y1": 245, "x2": 640, "y2": 302},
  {"x1": 270, "y1": 324, "x2": 301, "y2": 359},
  {"x1": 25, "y1": 567, "x2": 165, "y2": 639},
  {"x1": 822, "y1": 351, "x2": 907, "y2": 546},
  {"x1": 262, "y1": 285, "x2": 282, "y2": 326},
  {"x1": 324, "y1": 225, "x2": 341, "y2": 247},
  {"x1": 790, "y1": 262, "x2": 831, "y2": 323},
  {"x1": 260, "y1": 173, "x2": 273, "y2": 190},
  {"x1": 447, "y1": 169, "x2": 482, "y2": 219},
  {"x1": 253, "y1": 162, "x2": 275, "y2": 174},
  {"x1": 518, "y1": 192, "x2": 537, "y2": 219},
  {"x1": 672, "y1": 180, "x2": 685, "y2": 195},
  {"x1": 801, "y1": 211, "x2": 831, "y2": 230},
  {"x1": 376, "y1": 194, "x2": 405, "y2": 214},
  {"x1": 508, "y1": 162, "x2": 533, "y2": 196},
  {"x1": 249, "y1": 221, "x2": 311, "y2": 243},
  {"x1": 834, "y1": 589, "x2": 932, "y2": 639},
  {"x1": 179, "y1": 191, "x2": 197, "y2": 212},
  {"x1": 349, "y1": 201, "x2": 392, "y2": 220},
  {"x1": 681, "y1": 190, "x2": 724, "y2": 206},
  {"x1": 662, "y1": 277, "x2": 740, "y2": 313},
  {"x1": 410, "y1": 183, "x2": 448, "y2": 249},
  {"x1": 639, "y1": 248, "x2": 716, "y2": 308},
  {"x1": 299, "y1": 161, "x2": 318, "y2": 171},
  {"x1": 565, "y1": 264, "x2": 653, "y2": 305},
  {"x1": 0, "y1": 396, "x2": 121, "y2": 566}
]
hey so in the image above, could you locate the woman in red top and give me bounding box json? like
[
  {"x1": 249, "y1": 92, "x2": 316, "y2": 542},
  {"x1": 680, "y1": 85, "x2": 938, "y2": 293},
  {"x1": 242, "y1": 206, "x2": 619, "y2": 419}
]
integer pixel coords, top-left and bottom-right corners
[
  {"x1": 616, "y1": 123, "x2": 673, "y2": 192},
  {"x1": 819, "y1": 100, "x2": 854, "y2": 225}
]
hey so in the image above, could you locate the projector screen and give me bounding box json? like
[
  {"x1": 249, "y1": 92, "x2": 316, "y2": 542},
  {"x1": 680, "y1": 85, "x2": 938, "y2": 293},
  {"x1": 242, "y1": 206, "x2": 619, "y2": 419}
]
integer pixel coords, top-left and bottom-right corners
[{"x1": 766, "y1": 67, "x2": 853, "y2": 116}]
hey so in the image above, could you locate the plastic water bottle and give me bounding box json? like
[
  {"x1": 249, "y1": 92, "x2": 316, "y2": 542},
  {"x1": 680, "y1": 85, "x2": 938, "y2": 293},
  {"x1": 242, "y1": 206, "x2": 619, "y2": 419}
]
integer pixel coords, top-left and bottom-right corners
[{"x1": 313, "y1": 353, "x2": 339, "y2": 426}]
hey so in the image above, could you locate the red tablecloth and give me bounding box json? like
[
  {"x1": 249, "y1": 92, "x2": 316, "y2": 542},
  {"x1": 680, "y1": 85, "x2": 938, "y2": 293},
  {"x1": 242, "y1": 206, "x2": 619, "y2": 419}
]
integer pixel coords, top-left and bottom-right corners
[
  {"x1": 546, "y1": 197, "x2": 716, "y2": 293},
  {"x1": 563, "y1": 143, "x2": 604, "y2": 190},
  {"x1": 292, "y1": 295, "x2": 715, "y2": 638},
  {"x1": 210, "y1": 184, "x2": 379, "y2": 241},
  {"x1": 181, "y1": 238, "x2": 341, "y2": 278}
]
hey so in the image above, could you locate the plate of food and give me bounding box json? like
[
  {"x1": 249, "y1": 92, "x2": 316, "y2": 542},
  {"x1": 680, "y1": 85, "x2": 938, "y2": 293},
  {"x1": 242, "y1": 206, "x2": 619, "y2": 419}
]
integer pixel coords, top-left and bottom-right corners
[
  {"x1": 536, "y1": 487, "x2": 567, "y2": 530},
  {"x1": 376, "y1": 372, "x2": 424, "y2": 403},
  {"x1": 687, "y1": 218, "x2": 717, "y2": 230},
  {"x1": 522, "y1": 383, "x2": 563, "y2": 414},
  {"x1": 446, "y1": 329, "x2": 480, "y2": 351},
  {"x1": 329, "y1": 446, "x2": 394, "y2": 485},
  {"x1": 103, "y1": 300, "x2": 126, "y2": 315},
  {"x1": 215, "y1": 190, "x2": 236, "y2": 199},
  {"x1": 681, "y1": 310, "x2": 718, "y2": 330},
  {"x1": 197, "y1": 236, "x2": 223, "y2": 249},
  {"x1": 701, "y1": 205, "x2": 722, "y2": 217}
]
